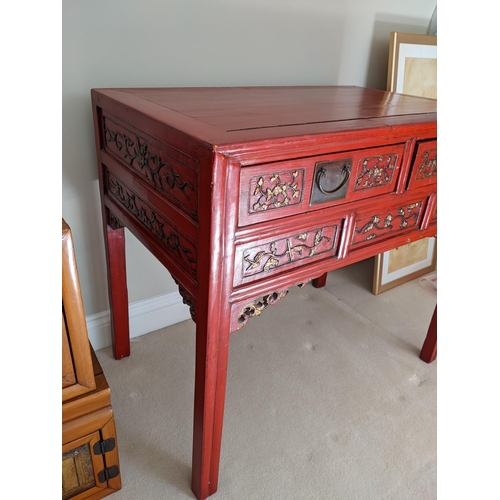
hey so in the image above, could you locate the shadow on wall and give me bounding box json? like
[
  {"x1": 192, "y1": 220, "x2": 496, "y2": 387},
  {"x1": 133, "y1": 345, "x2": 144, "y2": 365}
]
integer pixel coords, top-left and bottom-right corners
[{"x1": 365, "y1": 15, "x2": 434, "y2": 90}]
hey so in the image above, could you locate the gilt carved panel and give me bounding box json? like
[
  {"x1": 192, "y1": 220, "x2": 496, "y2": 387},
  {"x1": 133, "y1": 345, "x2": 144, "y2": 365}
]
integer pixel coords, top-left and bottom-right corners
[
  {"x1": 415, "y1": 148, "x2": 437, "y2": 180},
  {"x1": 235, "y1": 223, "x2": 340, "y2": 287},
  {"x1": 354, "y1": 153, "x2": 398, "y2": 191},
  {"x1": 248, "y1": 169, "x2": 304, "y2": 213},
  {"x1": 351, "y1": 202, "x2": 423, "y2": 246}
]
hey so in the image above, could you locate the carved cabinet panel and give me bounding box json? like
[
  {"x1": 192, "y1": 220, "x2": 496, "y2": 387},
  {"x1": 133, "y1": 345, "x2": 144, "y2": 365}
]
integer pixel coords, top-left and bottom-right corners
[{"x1": 407, "y1": 139, "x2": 437, "y2": 189}]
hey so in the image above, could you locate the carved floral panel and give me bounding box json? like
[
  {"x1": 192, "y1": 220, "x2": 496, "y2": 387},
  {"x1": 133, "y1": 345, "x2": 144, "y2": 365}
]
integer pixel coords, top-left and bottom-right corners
[
  {"x1": 354, "y1": 153, "x2": 398, "y2": 191},
  {"x1": 106, "y1": 172, "x2": 197, "y2": 274},
  {"x1": 415, "y1": 148, "x2": 437, "y2": 180},
  {"x1": 351, "y1": 202, "x2": 423, "y2": 246},
  {"x1": 102, "y1": 115, "x2": 198, "y2": 216},
  {"x1": 248, "y1": 169, "x2": 304, "y2": 213},
  {"x1": 241, "y1": 225, "x2": 338, "y2": 279}
]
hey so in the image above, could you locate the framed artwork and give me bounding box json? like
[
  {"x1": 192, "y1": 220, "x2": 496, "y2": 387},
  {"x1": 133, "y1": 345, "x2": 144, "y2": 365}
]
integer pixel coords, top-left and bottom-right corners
[
  {"x1": 386, "y1": 32, "x2": 437, "y2": 96},
  {"x1": 372, "y1": 238, "x2": 437, "y2": 295},
  {"x1": 372, "y1": 32, "x2": 437, "y2": 295}
]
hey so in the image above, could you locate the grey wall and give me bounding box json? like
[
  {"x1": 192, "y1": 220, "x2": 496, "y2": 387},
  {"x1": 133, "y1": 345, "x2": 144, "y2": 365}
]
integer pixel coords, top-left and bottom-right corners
[{"x1": 62, "y1": 0, "x2": 436, "y2": 320}]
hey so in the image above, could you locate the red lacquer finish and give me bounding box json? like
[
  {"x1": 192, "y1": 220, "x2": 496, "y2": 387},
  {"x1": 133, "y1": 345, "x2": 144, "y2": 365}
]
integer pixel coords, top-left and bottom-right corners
[
  {"x1": 91, "y1": 86, "x2": 437, "y2": 499},
  {"x1": 420, "y1": 305, "x2": 437, "y2": 363},
  {"x1": 105, "y1": 223, "x2": 130, "y2": 360},
  {"x1": 312, "y1": 273, "x2": 328, "y2": 288}
]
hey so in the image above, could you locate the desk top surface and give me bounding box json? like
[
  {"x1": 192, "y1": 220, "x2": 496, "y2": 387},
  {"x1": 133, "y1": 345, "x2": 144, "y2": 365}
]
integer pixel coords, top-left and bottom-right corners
[{"x1": 93, "y1": 86, "x2": 436, "y2": 146}]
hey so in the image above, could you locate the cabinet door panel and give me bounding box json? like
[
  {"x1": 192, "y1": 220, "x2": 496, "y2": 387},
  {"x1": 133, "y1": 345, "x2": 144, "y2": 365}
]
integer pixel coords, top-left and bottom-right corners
[{"x1": 62, "y1": 432, "x2": 105, "y2": 500}]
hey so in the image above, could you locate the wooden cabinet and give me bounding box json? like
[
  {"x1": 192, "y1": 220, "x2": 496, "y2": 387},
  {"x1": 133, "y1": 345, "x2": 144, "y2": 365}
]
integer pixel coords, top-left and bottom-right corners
[{"x1": 62, "y1": 219, "x2": 121, "y2": 499}]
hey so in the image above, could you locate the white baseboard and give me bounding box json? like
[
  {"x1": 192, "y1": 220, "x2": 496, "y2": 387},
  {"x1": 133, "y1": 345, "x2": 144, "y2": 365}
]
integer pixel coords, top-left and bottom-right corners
[{"x1": 86, "y1": 291, "x2": 192, "y2": 351}]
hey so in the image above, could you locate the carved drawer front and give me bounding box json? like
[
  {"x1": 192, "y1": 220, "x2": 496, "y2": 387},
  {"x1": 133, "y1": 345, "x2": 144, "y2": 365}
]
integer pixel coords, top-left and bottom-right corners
[
  {"x1": 430, "y1": 198, "x2": 437, "y2": 225},
  {"x1": 105, "y1": 170, "x2": 198, "y2": 277},
  {"x1": 350, "y1": 199, "x2": 426, "y2": 249},
  {"x1": 234, "y1": 221, "x2": 342, "y2": 287},
  {"x1": 100, "y1": 111, "x2": 199, "y2": 220},
  {"x1": 407, "y1": 140, "x2": 437, "y2": 189},
  {"x1": 238, "y1": 144, "x2": 405, "y2": 227}
]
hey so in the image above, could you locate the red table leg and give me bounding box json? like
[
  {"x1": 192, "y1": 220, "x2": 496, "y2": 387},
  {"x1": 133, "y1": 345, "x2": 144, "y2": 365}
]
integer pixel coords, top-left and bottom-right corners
[
  {"x1": 312, "y1": 272, "x2": 328, "y2": 288},
  {"x1": 191, "y1": 311, "x2": 230, "y2": 500},
  {"x1": 420, "y1": 305, "x2": 437, "y2": 363},
  {"x1": 105, "y1": 224, "x2": 130, "y2": 360}
]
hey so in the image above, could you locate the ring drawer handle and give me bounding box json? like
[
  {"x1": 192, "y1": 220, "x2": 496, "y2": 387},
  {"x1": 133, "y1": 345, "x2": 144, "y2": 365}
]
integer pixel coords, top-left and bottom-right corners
[{"x1": 316, "y1": 164, "x2": 351, "y2": 195}]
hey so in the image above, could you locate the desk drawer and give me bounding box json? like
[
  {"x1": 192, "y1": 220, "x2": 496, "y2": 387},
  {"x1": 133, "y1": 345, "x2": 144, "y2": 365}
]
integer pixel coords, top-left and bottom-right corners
[
  {"x1": 350, "y1": 198, "x2": 426, "y2": 249},
  {"x1": 234, "y1": 221, "x2": 342, "y2": 287},
  {"x1": 407, "y1": 140, "x2": 437, "y2": 189},
  {"x1": 238, "y1": 144, "x2": 406, "y2": 227}
]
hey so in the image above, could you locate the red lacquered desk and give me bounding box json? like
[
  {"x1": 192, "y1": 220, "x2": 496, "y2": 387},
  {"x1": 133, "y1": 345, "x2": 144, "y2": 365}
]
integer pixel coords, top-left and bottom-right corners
[{"x1": 91, "y1": 86, "x2": 437, "y2": 499}]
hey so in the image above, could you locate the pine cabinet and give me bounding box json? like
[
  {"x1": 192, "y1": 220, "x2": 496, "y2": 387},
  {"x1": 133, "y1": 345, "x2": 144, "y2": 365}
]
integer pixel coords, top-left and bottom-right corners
[{"x1": 62, "y1": 219, "x2": 121, "y2": 499}]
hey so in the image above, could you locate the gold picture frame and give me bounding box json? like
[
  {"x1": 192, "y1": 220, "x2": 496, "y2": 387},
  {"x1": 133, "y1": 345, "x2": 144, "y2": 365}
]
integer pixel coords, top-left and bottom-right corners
[
  {"x1": 372, "y1": 32, "x2": 437, "y2": 295},
  {"x1": 386, "y1": 32, "x2": 437, "y2": 95},
  {"x1": 373, "y1": 238, "x2": 437, "y2": 295}
]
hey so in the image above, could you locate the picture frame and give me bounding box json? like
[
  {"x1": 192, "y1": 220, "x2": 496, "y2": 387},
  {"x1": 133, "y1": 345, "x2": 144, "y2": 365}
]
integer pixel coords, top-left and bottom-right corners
[
  {"x1": 372, "y1": 32, "x2": 437, "y2": 295},
  {"x1": 372, "y1": 238, "x2": 437, "y2": 295},
  {"x1": 386, "y1": 32, "x2": 437, "y2": 95}
]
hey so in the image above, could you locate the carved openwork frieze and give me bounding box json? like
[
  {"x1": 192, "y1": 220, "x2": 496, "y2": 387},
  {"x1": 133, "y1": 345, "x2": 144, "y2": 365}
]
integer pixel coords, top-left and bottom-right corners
[
  {"x1": 354, "y1": 153, "x2": 397, "y2": 191},
  {"x1": 242, "y1": 227, "x2": 337, "y2": 278},
  {"x1": 107, "y1": 173, "x2": 197, "y2": 273},
  {"x1": 249, "y1": 169, "x2": 304, "y2": 213},
  {"x1": 415, "y1": 148, "x2": 437, "y2": 180},
  {"x1": 102, "y1": 116, "x2": 198, "y2": 215},
  {"x1": 234, "y1": 280, "x2": 311, "y2": 331},
  {"x1": 352, "y1": 202, "x2": 422, "y2": 245},
  {"x1": 236, "y1": 290, "x2": 289, "y2": 330}
]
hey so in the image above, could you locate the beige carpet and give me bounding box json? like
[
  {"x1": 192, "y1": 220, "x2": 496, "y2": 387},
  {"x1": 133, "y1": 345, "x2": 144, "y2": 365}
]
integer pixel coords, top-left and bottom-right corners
[{"x1": 96, "y1": 258, "x2": 437, "y2": 499}]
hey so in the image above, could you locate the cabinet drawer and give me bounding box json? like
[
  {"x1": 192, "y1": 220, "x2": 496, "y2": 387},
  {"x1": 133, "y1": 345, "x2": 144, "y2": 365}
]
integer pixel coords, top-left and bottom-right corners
[
  {"x1": 234, "y1": 221, "x2": 342, "y2": 287},
  {"x1": 350, "y1": 198, "x2": 426, "y2": 249},
  {"x1": 407, "y1": 140, "x2": 437, "y2": 189},
  {"x1": 238, "y1": 144, "x2": 406, "y2": 226}
]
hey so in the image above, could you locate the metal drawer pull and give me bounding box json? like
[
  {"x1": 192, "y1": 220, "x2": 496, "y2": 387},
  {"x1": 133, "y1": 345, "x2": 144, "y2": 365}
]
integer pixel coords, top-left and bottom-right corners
[{"x1": 316, "y1": 164, "x2": 351, "y2": 195}]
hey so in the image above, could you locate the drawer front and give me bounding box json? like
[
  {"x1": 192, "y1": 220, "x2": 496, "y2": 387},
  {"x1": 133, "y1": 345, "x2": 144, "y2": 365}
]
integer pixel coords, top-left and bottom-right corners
[
  {"x1": 428, "y1": 194, "x2": 437, "y2": 226},
  {"x1": 351, "y1": 199, "x2": 426, "y2": 249},
  {"x1": 407, "y1": 140, "x2": 437, "y2": 189},
  {"x1": 101, "y1": 112, "x2": 199, "y2": 219},
  {"x1": 234, "y1": 222, "x2": 342, "y2": 287},
  {"x1": 106, "y1": 170, "x2": 198, "y2": 276},
  {"x1": 238, "y1": 144, "x2": 406, "y2": 227}
]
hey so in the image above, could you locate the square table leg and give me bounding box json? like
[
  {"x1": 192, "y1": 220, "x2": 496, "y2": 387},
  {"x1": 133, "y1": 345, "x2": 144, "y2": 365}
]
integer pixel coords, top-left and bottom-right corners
[
  {"x1": 420, "y1": 305, "x2": 437, "y2": 363},
  {"x1": 105, "y1": 222, "x2": 130, "y2": 360},
  {"x1": 190, "y1": 304, "x2": 230, "y2": 500},
  {"x1": 312, "y1": 272, "x2": 328, "y2": 288}
]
